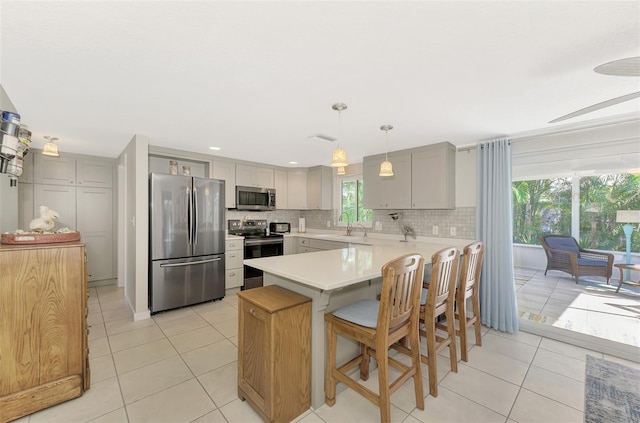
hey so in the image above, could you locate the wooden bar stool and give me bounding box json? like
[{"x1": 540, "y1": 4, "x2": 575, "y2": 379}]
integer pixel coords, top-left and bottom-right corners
[
  {"x1": 325, "y1": 254, "x2": 425, "y2": 423},
  {"x1": 453, "y1": 241, "x2": 484, "y2": 362},
  {"x1": 410, "y1": 246, "x2": 460, "y2": 397}
]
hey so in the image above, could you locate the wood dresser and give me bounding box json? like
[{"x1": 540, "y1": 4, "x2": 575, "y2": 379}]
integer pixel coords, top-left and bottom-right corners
[
  {"x1": 237, "y1": 285, "x2": 311, "y2": 423},
  {"x1": 0, "y1": 241, "x2": 90, "y2": 423}
]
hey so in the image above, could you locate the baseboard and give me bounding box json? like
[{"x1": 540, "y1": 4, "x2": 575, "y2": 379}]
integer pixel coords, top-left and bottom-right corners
[{"x1": 87, "y1": 279, "x2": 117, "y2": 288}]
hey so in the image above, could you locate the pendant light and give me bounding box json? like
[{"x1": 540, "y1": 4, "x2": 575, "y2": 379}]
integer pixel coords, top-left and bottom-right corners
[
  {"x1": 42, "y1": 136, "x2": 60, "y2": 157},
  {"x1": 379, "y1": 125, "x2": 393, "y2": 176},
  {"x1": 330, "y1": 103, "x2": 348, "y2": 167}
]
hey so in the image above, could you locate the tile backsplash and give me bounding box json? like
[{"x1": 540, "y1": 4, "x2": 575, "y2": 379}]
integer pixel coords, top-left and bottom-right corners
[{"x1": 226, "y1": 207, "x2": 476, "y2": 239}]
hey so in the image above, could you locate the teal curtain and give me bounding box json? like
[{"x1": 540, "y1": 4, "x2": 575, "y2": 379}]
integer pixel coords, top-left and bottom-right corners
[{"x1": 476, "y1": 138, "x2": 518, "y2": 333}]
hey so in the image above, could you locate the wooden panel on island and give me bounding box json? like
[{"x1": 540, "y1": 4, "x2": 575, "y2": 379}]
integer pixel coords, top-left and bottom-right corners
[
  {"x1": 237, "y1": 285, "x2": 311, "y2": 423},
  {"x1": 0, "y1": 242, "x2": 89, "y2": 422}
]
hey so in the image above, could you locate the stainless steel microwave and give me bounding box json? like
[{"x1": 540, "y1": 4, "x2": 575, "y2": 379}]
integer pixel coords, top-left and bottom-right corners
[{"x1": 236, "y1": 186, "x2": 276, "y2": 211}]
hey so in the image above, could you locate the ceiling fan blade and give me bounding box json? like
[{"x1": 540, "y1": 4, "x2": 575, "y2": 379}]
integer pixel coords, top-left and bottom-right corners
[
  {"x1": 594, "y1": 57, "x2": 640, "y2": 77},
  {"x1": 549, "y1": 91, "x2": 640, "y2": 123}
]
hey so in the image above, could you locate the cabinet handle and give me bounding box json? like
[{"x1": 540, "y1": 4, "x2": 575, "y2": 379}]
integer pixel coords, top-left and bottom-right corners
[
  {"x1": 229, "y1": 272, "x2": 236, "y2": 277},
  {"x1": 229, "y1": 254, "x2": 236, "y2": 258},
  {"x1": 249, "y1": 308, "x2": 255, "y2": 314}
]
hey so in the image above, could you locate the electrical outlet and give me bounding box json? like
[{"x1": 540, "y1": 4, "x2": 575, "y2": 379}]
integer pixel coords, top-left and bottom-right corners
[
  {"x1": 432, "y1": 225, "x2": 439, "y2": 235},
  {"x1": 450, "y1": 226, "x2": 457, "y2": 236}
]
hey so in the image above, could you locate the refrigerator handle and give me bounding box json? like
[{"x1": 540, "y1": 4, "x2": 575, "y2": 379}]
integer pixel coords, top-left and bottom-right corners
[
  {"x1": 159, "y1": 257, "x2": 222, "y2": 267},
  {"x1": 193, "y1": 185, "x2": 198, "y2": 246},
  {"x1": 187, "y1": 185, "x2": 192, "y2": 245}
]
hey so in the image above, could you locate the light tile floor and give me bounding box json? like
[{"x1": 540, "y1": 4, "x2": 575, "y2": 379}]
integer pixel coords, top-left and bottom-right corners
[
  {"x1": 515, "y1": 267, "x2": 640, "y2": 348},
  {"x1": 14, "y1": 284, "x2": 640, "y2": 423}
]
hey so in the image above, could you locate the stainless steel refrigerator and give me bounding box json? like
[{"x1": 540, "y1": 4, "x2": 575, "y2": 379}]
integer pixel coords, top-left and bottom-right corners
[{"x1": 149, "y1": 173, "x2": 225, "y2": 313}]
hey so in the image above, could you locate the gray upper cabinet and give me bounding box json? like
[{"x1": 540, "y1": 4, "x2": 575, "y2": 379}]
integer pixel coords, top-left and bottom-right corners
[
  {"x1": 34, "y1": 154, "x2": 114, "y2": 188},
  {"x1": 287, "y1": 170, "x2": 307, "y2": 210},
  {"x1": 274, "y1": 170, "x2": 288, "y2": 209},
  {"x1": 236, "y1": 164, "x2": 274, "y2": 188},
  {"x1": 411, "y1": 143, "x2": 456, "y2": 209},
  {"x1": 77, "y1": 159, "x2": 114, "y2": 188},
  {"x1": 363, "y1": 153, "x2": 412, "y2": 209},
  {"x1": 363, "y1": 142, "x2": 455, "y2": 210},
  {"x1": 34, "y1": 154, "x2": 76, "y2": 185},
  {"x1": 213, "y1": 160, "x2": 236, "y2": 208},
  {"x1": 306, "y1": 166, "x2": 332, "y2": 210}
]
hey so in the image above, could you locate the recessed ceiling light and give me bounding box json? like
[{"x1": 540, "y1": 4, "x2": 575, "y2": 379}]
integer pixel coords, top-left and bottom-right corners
[
  {"x1": 289, "y1": 161, "x2": 298, "y2": 165},
  {"x1": 209, "y1": 146, "x2": 221, "y2": 151}
]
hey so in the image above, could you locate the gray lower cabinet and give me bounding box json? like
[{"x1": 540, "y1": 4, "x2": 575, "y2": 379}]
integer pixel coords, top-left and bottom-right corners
[{"x1": 77, "y1": 187, "x2": 114, "y2": 281}]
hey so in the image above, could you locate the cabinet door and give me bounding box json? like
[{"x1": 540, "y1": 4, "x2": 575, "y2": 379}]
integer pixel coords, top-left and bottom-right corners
[
  {"x1": 306, "y1": 166, "x2": 332, "y2": 209},
  {"x1": 411, "y1": 145, "x2": 455, "y2": 209},
  {"x1": 239, "y1": 299, "x2": 270, "y2": 411},
  {"x1": 20, "y1": 153, "x2": 34, "y2": 183},
  {"x1": 235, "y1": 164, "x2": 255, "y2": 187},
  {"x1": 379, "y1": 153, "x2": 412, "y2": 209},
  {"x1": 287, "y1": 170, "x2": 307, "y2": 209},
  {"x1": 34, "y1": 154, "x2": 76, "y2": 186},
  {"x1": 213, "y1": 161, "x2": 236, "y2": 208},
  {"x1": 33, "y1": 185, "x2": 77, "y2": 230},
  {"x1": 18, "y1": 183, "x2": 34, "y2": 231},
  {"x1": 77, "y1": 187, "x2": 114, "y2": 281},
  {"x1": 363, "y1": 158, "x2": 382, "y2": 209},
  {"x1": 76, "y1": 159, "x2": 114, "y2": 188},
  {"x1": 255, "y1": 167, "x2": 274, "y2": 189},
  {"x1": 274, "y1": 170, "x2": 288, "y2": 209}
]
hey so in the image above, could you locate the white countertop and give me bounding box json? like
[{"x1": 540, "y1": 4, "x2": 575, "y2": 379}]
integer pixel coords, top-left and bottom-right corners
[{"x1": 244, "y1": 238, "x2": 471, "y2": 291}]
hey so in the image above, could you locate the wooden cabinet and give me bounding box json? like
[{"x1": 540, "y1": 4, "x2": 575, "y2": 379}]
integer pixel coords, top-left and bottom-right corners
[
  {"x1": 411, "y1": 143, "x2": 456, "y2": 209},
  {"x1": 236, "y1": 164, "x2": 274, "y2": 189},
  {"x1": 0, "y1": 242, "x2": 89, "y2": 422},
  {"x1": 287, "y1": 170, "x2": 307, "y2": 210},
  {"x1": 306, "y1": 166, "x2": 332, "y2": 210},
  {"x1": 237, "y1": 285, "x2": 311, "y2": 423},
  {"x1": 363, "y1": 153, "x2": 412, "y2": 209},
  {"x1": 274, "y1": 170, "x2": 288, "y2": 209},
  {"x1": 225, "y1": 239, "x2": 244, "y2": 290},
  {"x1": 213, "y1": 161, "x2": 236, "y2": 208}
]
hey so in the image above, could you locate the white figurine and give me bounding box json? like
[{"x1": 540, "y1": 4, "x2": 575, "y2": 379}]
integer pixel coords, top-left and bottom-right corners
[{"x1": 29, "y1": 205, "x2": 60, "y2": 232}]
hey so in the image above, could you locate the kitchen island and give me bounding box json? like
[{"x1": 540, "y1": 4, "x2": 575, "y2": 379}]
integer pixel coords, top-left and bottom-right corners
[{"x1": 244, "y1": 238, "x2": 471, "y2": 409}]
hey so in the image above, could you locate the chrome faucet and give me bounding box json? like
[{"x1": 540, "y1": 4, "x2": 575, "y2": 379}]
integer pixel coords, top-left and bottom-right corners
[
  {"x1": 357, "y1": 223, "x2": 367, "y2": 240},
  {"x1": 339, "y1": 212, "x2": 353, "y2": 236}
]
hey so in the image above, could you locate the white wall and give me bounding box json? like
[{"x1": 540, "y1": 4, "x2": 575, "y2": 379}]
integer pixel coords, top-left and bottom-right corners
[{"x1": 118, "y1": 134, "x2": 149, "y2": 321}]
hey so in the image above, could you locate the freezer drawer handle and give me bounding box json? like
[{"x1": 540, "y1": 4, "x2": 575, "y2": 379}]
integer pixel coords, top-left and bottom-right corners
[{"x1": 160, "y1": 257, "x2": 222, "y2": 268}]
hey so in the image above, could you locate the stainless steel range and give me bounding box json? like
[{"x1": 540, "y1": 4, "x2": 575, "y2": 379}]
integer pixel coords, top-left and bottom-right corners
[{"x1": 228, "y1": 219, "x2": 284, "y2": 290}]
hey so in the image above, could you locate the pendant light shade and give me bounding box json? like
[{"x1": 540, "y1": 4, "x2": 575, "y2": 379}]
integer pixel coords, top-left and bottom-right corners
[
  {"x1": 330, "y1": 103, "x2": 348, "y2": 167},
  {"x1": 379, "y1": 125, "x2": 394, "y2": 176},
  {"x1": 379, "y1": 160, "x2": 393, "y2": 176},
  {"x1": 42, "y1": 136, "x2": 59, "y2": 157},
  {"x1": 336, "y1": 166, "x2": 346, "y2": 175},
  {"x1": 331, "y1": 147, "x2": 348, "y2": 168}
]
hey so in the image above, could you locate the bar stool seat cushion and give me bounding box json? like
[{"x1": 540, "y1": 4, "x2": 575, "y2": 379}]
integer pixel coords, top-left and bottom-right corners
[{"x1": 332, "y1": 299, "x2": 379, "y2": 328}]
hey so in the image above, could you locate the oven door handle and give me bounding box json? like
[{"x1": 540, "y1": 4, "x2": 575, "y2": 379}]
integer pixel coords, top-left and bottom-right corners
[{"x1": 244, "y1": 238, "x2": 284, "y2": 246}]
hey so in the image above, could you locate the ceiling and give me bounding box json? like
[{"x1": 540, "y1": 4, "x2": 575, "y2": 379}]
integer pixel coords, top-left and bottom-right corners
[{"x1": 1, "y1": 1, "x2": 639, "y2": 168}]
